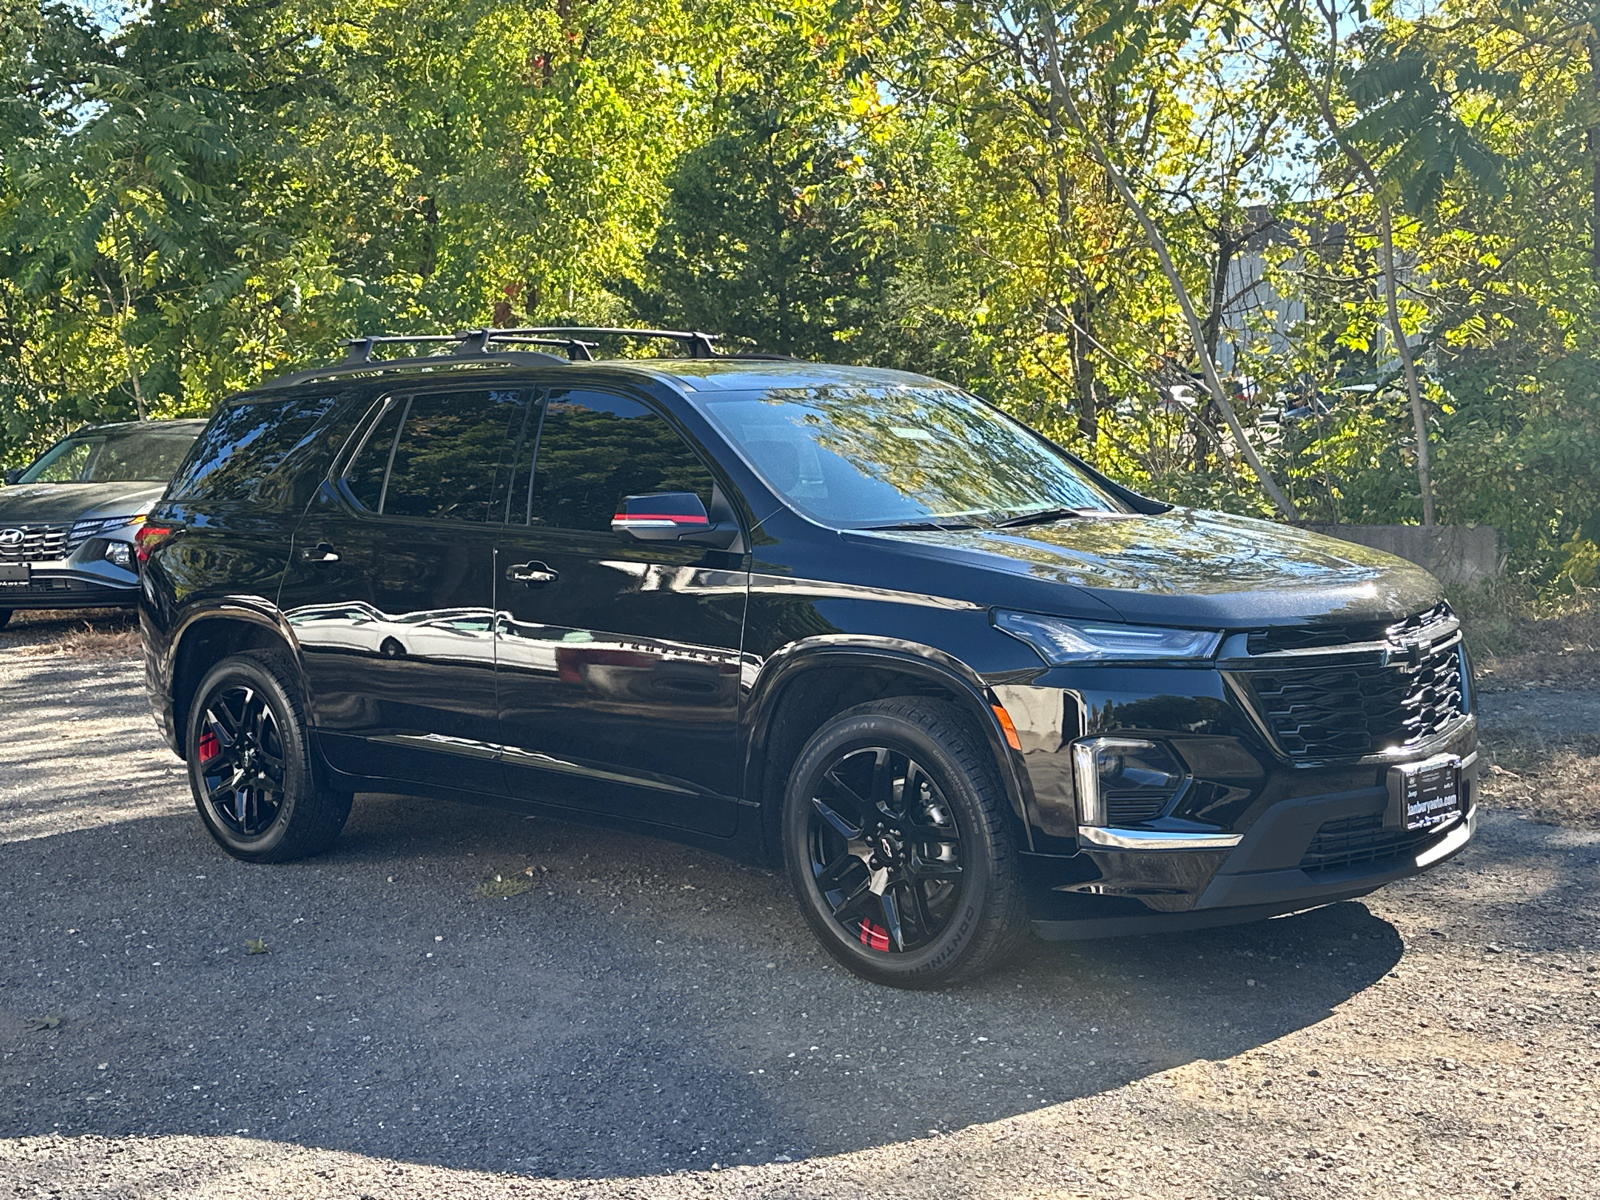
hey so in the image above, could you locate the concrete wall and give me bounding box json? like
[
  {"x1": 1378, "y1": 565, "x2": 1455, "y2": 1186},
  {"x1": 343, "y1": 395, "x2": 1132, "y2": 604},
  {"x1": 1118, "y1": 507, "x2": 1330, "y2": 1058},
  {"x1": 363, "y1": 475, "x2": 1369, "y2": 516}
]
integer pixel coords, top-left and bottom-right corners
[{"x1": 1304, "y1": 524, "x2": 1502, "y2": 588}]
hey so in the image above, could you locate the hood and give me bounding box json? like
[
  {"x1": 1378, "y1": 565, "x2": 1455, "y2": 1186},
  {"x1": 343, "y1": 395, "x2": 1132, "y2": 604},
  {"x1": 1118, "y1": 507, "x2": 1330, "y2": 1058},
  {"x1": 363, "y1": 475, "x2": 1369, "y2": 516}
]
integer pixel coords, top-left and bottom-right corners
[
  {"x1": 845, "y1": 507, "x2": 1443, "y2": 629},
  {"x1": 0, "y1": 481, "x2": 166, "y2": 525}
]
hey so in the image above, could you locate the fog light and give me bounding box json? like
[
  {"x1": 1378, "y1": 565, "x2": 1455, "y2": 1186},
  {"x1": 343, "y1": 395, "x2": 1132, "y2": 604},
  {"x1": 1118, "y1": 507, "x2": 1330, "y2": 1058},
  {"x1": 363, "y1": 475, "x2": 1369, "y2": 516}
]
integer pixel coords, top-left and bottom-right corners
[
  {"x1": 103, "y1": 541, "x2": 133, "y2": 570},
  {"x1": 1071, "y1": 737, "x2": 1186, "y2": 827}
]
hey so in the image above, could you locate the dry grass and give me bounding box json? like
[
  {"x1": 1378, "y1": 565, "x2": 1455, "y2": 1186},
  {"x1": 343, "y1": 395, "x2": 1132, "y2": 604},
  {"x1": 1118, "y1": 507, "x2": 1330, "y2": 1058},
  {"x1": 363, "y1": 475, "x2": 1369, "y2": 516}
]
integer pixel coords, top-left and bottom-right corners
[
  {"x1": 1477, "y1": 730, "x2": 1600, "y2": 826},
  {"x1": 1, "y1": 609, "x2": 138, "y2": 659},
  {"x1": 1450, "y1": 585, "x2": 1600, "y2": 692},
  {"x1": 474, "y1": 867, "x2": 538, "y2": 899}
]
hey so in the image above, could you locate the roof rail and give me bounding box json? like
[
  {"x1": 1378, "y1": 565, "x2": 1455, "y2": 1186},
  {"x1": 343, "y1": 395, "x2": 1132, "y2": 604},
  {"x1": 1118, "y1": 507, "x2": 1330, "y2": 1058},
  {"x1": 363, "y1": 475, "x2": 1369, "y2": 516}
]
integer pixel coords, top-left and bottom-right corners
[{"x1": 258, "y1": 325, "x2": 771, "y2": 390}]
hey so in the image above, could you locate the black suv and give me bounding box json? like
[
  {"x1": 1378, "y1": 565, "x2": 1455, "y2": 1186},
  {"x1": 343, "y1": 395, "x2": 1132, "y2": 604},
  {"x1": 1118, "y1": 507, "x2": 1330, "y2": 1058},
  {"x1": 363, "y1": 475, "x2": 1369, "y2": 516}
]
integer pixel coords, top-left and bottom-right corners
[
  {"x1": 140, "y1": 328, "x2": 1476, "y2": 987},
  {"x1": 1, "y1": 419, "x2": 206, "y2": 628}
]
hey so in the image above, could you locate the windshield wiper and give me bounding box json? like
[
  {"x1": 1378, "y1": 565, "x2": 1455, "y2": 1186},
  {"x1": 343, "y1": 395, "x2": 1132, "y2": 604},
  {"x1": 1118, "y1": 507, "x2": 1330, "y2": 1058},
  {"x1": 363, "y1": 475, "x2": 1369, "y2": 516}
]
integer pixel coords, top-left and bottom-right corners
[
  {"x1": 989, "y1": 506, "x2": 1094, "y2": 529},
  {"x1": 859, "y1": 518, "x2": 978, "y2": 532}
]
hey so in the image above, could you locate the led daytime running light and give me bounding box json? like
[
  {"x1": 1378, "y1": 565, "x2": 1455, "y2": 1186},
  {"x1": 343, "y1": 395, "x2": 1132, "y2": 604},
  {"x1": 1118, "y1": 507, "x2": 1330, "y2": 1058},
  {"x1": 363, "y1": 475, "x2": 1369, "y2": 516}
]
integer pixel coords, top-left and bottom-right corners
[{"x1": 993, "y1": 610, "x2": 1221, "y2": 665}]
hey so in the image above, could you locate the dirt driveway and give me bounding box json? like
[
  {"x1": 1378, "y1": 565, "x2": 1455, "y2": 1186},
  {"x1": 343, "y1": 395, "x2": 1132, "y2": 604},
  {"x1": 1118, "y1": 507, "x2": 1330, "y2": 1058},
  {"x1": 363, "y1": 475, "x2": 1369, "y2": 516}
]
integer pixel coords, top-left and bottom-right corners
[{"x1": 2, "y1": 609, "x2": 1598, "y2": 1199}]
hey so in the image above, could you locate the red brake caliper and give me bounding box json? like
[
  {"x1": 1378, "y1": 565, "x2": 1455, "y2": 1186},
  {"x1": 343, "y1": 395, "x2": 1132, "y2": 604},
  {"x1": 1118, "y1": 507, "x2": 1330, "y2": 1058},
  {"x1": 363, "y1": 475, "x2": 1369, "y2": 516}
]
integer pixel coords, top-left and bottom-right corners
[
  {"x1": 198, "y1": 731, "x2": 219, "y2": 762},
  {"x1": 859, "y1": 919, "x2": 891, "y2": 952}
]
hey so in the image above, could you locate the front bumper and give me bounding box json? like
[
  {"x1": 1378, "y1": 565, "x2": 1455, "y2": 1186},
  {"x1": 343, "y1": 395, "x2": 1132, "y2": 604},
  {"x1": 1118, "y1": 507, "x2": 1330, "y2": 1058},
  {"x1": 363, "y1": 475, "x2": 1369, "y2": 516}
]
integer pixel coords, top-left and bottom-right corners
[
  {"x1": 1025, "y1": 779, "x2": 1475, "y2": 940},
  {"x1": 0, "y1": 556, "x2": 140, "y2": 612},
  {"x1": 991, "y1": 663, "x2": 1480, "y2": 938}
]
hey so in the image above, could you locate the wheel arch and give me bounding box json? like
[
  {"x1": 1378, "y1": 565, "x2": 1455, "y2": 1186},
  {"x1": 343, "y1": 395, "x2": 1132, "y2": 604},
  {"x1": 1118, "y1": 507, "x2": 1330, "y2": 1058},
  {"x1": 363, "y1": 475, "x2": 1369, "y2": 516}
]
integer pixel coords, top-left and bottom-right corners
[
  {"x1": 742, "y1": 637, "x2": 1035, "y2": 864},
  {"x1": 168, "y1": 603, "x2": 303, "y2": 757}
]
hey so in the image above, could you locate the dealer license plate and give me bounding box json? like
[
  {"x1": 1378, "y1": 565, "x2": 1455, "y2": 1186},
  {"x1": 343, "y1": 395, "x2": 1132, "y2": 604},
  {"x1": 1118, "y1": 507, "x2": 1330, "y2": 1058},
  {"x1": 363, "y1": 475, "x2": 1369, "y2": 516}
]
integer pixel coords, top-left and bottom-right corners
[
  {"x1": 0, "y1": 563, "x2": 28, "y2": 585},
  {"x1": 1387, "y1": 756, "x2": 1461, "y2": 832}
]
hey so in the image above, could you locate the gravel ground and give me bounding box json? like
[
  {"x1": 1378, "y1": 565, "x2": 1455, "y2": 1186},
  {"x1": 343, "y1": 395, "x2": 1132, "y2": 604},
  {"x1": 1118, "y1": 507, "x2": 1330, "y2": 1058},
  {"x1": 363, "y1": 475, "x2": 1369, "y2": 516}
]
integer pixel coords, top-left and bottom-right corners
[
  {"x1": 2, "y1": 610, "x2": 1599, "y2": 1199},
  {"x1": 1477, "y1": 690, "x2": 1600, "y2": 739}
]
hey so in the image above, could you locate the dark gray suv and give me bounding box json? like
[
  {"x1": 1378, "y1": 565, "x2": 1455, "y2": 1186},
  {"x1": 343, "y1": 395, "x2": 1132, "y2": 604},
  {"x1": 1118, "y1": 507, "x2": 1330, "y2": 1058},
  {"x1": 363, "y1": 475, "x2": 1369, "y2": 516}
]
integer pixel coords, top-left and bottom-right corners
[{"x1": 0, "y1": 419, "x2": 205, "y2": 628}]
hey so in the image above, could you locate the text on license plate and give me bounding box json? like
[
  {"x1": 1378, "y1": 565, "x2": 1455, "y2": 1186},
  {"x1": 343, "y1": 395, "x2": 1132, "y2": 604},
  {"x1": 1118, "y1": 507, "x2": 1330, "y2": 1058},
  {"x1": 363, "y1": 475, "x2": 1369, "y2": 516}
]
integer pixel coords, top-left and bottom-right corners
[{"x1": 1389, "y1": 759, "x2": 1461, "y2": 832}]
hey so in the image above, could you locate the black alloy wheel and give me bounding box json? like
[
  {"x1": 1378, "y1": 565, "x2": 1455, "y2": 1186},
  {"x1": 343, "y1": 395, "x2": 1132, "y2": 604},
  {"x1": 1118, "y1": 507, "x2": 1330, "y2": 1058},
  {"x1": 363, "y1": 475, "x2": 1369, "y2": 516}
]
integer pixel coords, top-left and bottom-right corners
[
  {"x1": 186, "y1": 652, "x2": 352, "y2": 862},
  {"x1": 784, "y1": 699, "x2": 1026, "y2": 987},
  {"x1": 196, "y1": 683, "x2": 287, "y2": 838},
  {"x1": 805, "y1": 745, "x2": 965, "y2": 955}
]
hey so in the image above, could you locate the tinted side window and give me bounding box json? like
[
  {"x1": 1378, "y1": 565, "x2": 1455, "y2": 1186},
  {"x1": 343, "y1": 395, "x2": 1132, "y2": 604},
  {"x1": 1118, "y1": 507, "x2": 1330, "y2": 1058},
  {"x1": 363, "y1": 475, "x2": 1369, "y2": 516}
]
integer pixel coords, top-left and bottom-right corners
[
  {"x1": 526, "y1": 390, "x2": 716, "y2": 532},
  {"x1": 366, "y1": 389, "x2": 525, "y2": 522},
  {"x1": 343, "y1": 399, "x2": 404, "y2": 513},
  {"x1": 169, "y1": 394, "x2": 344, "y2": 507},
  {"x1": 89, "y1": 430, "x2": 200, "y2": 482}
]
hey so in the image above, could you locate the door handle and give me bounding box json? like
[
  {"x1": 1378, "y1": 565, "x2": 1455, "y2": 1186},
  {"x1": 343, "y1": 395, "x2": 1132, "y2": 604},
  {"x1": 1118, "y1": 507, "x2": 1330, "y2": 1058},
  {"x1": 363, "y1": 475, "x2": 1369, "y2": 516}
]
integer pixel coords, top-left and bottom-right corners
[
  {"x1": 506, "y1": 561, "x2": 558, "y2": 586},
  {"x1": 299, "y1": 542, "x2": 340, "y2": 564}
]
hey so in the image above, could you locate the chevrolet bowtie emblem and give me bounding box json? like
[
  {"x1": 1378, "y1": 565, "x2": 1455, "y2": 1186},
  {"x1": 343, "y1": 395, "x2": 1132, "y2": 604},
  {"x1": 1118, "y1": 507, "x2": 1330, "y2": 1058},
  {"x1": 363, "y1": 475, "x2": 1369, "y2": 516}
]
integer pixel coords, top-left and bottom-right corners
[{"x1": 1383, "y1": 639, "x2": 1428, "y2": 670}]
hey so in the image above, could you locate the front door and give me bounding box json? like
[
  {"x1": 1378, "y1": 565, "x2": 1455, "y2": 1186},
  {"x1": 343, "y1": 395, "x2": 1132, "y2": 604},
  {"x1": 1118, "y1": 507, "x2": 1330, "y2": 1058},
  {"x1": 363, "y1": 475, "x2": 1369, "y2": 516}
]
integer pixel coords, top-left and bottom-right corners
[
  {"x1": 281, "y1": 384, "x2": 529, "y2": 792},
  {"x1": 494, "y1": 387, "x2": 748, "y2": 836}
]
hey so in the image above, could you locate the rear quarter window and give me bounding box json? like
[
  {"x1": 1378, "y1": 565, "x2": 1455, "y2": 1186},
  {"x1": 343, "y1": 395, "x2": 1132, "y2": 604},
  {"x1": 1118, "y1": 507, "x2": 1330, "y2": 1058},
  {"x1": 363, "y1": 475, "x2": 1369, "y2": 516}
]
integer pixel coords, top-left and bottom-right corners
[{"x1": 168, "y1": 392, "x2": 354, "y2": 510}]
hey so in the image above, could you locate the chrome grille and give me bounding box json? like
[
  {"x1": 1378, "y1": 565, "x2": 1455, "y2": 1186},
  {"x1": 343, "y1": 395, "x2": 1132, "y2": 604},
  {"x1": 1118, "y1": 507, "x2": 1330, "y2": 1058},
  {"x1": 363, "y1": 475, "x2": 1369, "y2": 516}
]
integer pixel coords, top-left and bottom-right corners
[{"x1": 0, "y1": 522, "x2": 71, "y2": 563}]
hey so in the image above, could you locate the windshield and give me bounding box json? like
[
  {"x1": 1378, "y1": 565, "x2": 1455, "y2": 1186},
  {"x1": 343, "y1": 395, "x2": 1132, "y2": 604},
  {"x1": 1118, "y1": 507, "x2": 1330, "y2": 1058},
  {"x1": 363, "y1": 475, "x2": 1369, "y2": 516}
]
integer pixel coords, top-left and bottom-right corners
[
  {"x1": 18, "y1": 426, "x2": 201, "y2": 484},
  {"x1": 699, "y1": 383, "x2": 1126, "y2": 527}
]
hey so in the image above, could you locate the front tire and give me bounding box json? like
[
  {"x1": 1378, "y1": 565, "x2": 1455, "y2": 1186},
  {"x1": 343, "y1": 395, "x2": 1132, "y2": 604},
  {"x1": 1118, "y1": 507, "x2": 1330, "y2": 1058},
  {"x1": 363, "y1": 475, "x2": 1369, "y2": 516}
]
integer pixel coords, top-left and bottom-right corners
[
  {"x1": 185, "y1": 651, "x2": 352, "y2": 862},
  {"x1": 0, "y1": 609, "x2": 11, "y2": 630},
  {"x1": 783, "y1": 699, "x2": 1026, "y2": 988}
]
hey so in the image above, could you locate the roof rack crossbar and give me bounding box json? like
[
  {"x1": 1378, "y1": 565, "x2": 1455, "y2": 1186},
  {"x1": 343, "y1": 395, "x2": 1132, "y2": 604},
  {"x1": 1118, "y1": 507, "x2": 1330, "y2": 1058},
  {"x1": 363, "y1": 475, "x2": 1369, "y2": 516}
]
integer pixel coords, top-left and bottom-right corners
[
  {"x1": 491, "y1": 335, "x2": 599, "y2": 362},
  {"x1": 484, "y1": 327, "x2": 720, "y2": 359}
]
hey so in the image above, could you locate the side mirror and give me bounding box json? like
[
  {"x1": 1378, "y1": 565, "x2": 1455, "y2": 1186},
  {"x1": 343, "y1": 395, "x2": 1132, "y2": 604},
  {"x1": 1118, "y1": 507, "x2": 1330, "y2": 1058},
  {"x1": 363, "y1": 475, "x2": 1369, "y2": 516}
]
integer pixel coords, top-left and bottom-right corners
[
  {"x1": 3, "y1": 469, "x2": 21, "y2": 485},
  {"x1": 611, "y1": 492, "x2": 739, "y2": 549}
]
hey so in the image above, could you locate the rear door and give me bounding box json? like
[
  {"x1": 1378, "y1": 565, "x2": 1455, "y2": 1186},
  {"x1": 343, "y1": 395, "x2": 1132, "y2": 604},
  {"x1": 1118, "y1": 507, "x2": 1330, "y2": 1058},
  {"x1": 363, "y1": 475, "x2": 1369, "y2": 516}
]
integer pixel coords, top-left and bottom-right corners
[
  {"x1": 493, "y1": 386, "x2": 749, "y2": 835},
  {"x1": 281, "y1": 384, "x2": 531, "y2": 793}
]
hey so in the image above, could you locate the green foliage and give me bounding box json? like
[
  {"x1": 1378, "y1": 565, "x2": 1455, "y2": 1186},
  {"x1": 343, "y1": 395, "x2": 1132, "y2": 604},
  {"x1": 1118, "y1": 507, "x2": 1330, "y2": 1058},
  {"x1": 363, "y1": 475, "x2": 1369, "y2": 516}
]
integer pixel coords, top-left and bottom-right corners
[{"x1": 1, "y1": 0, "x2": 1597, "y2": 587}]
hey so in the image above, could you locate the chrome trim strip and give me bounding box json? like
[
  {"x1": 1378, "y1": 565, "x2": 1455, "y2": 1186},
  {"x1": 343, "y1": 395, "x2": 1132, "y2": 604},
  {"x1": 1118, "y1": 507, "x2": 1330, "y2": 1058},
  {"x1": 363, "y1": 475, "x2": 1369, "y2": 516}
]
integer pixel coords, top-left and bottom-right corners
[
  {"x1": 1077, "y1": 826, "x2": 1243, "y2": 850},
  {"x1": 747, "y1": 573, "x2": 983, "y2": 611},
  {"x1": 1217, "y1": 624, "x2": 1462, "y2": 666},
  {"x1": 1209, "y1": 620, "x2": 1465, "y2": 668},
  {"x1": 370, "y1": 733, "x2": 501, "y2": 762}
]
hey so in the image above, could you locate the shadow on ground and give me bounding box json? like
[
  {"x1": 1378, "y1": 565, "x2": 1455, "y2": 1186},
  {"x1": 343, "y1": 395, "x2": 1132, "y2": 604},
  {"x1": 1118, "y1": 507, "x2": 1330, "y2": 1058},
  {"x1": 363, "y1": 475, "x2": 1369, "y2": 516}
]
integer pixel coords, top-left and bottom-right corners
[{"x1": 3, "y1": 787, "x2": 1400, "y2": 1179}]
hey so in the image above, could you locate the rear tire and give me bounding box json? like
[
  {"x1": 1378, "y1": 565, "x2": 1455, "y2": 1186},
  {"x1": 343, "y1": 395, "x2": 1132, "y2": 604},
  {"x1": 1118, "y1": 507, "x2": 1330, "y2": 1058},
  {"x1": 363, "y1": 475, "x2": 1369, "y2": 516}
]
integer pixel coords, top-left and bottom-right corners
[
  {"x1": 783, "y1": 698, "x2": 1026, "y2": 988},
  {"x1": 185, "y1": 651, "x2": 352, "y2": 862},
  {"x1": 0, "y1": 609, "x2": 11, "y2": 630}
]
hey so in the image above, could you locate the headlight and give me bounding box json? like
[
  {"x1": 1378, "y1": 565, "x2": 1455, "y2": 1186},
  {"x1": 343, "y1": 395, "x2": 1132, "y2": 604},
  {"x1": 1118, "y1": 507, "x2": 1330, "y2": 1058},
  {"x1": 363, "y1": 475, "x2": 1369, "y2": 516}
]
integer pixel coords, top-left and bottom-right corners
[
  {"x1": 69, "y1": 513, "x2": 145, "y2": 550},
  {"x1": 103, "y1": 541, "x2": 134, "y2": 570},
  {"x1": 993, "y1": 610, "x2": 1221, "y2": 665}
]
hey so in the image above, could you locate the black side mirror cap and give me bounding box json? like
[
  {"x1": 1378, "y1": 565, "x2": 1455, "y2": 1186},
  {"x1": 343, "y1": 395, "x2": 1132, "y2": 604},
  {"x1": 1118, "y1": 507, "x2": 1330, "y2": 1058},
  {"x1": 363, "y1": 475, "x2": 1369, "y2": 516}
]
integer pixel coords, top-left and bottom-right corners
[{"x1": 2, "y1": 469, "x2": 21, "y2": 485}]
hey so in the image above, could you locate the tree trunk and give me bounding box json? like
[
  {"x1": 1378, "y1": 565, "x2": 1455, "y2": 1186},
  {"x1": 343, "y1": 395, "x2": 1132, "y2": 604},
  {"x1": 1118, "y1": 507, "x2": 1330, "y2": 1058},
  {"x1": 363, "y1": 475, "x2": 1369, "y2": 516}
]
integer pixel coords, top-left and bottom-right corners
[
  {"x1": 1377, "y1": 201, "x2": 1435, "y2": 525},
  {"x1": 1035, "y1": 17, "x2": 1297, "y2": 520},
  {"x1": 1069, "y1": 298, "x2": 1099, "y2": 442},
  {"x1": 1194, "y1": 222, "x2": 1241, "y2": 471}
]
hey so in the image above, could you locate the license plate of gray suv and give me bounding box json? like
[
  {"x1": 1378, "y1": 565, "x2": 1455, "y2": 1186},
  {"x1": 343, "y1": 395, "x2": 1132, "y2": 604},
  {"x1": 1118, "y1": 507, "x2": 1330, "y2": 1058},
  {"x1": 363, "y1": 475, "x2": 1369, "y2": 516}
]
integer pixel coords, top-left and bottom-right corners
[{"x1": 1393, "y1": 758, "x2": 1462, "y2": 831}]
